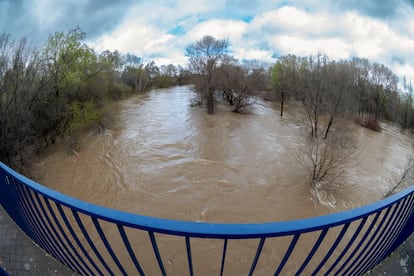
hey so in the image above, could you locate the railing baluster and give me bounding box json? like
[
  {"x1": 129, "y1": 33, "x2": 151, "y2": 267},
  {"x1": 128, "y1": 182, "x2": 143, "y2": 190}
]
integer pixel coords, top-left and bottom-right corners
[
  {"x1": 366, "y1": 196, "x2": 414, "y2": 273},
  {"x1": 311, "y1": 222, "x2": 350, "y2": 275},
  {"x1": 336, "y1": 211, "x2": 381, "y2": 274},
  {"x1": 274, "y1": 234, "x2": 300, "y2": 275},
  {"x1": 16, "y1": 199, "x2": 44, "y2": 250},
  {"x1": 220, "y1": 238, "x2": 228, "y2": 276},
  {"x1": 32, "y1": 192, "x2": 78, "y2": 271},
  {"x1": 92, "y1": 217, "x2": 127, "y2": 275},
  {"x1": 248, "y1": 238, "x2": 266, "y2": 276},
  {"x1": 117, "y1": 225, "x2": 145, "y2": 275},
  {"x1": 383, "y1": 194, "x2": 414, "y2": 255},
  {"x1": 45, "y1": 199, "x2": 91, "y2": 275},
  {"x1": 9, "y1": 180, "x2": 31, "y2": 235},
  {"x1": 56, "y1": 203, "x2": 104, "y2": 275},
  {"x1": 13, "y1": 180, "x2": 47, "y2": 250},
  {"x1": 185, "y1": 236, "x2": 194, "y2": 276},
  {"x1": 148, "y1": 231, "x2": 167, "y2": 276},
  {"x1": 325, "y1": 216, "x2": 368, "y2": 274},
  {"x1": 357, "y1": 200, "x2": 404, "y2": 274},
  {"x1": 295, "y1": 228, "x2": 328, "y2": 275},
  {"x1": 72, "y1": 211, "x2": 114, "y2": 275},
  {"x1": 18, "y1": 183, "x2": 60, "y2": 260},
  {"x1": 345, "y1": 205, "x2": 393, "y2": 275}
]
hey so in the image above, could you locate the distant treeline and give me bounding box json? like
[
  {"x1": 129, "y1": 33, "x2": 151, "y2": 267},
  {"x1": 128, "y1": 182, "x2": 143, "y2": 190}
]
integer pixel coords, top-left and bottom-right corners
[
  {"x1": 1, "y1": 29, "x2": 414, "y2": 168},
  {"x1": 184, "y1": 35, "x2": 414, "y2": 138},
  {"x1": 271, "y1": 54, "x2": 414, "y2": 138},
  {"x1": 0, "y1": 28, "x2": 190, "y2": 167}
]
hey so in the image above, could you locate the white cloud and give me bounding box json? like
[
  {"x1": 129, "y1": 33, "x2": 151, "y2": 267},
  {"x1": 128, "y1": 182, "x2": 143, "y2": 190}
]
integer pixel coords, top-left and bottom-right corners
[
  {"x1": 87, "y1": 1, "x2": 414, "y2": 82},
  {"x1": 90, "y1": 18, "x2": 176, "y2": 59},
  {"x1": 249, "y1": 6, "x2": 332, "y2": 36},
  {"x1": 234, "y1": 48, "x2": 274, "y2": 62},
  {"x1": 185, "y1": 19, "x2": 248, "y2": 43},
  {"x1": 270, "y1": 35, "x2": 351, "y2": 59},
  {"x1": 393, "y1": 63, "x2": 414, "y2": 88}
]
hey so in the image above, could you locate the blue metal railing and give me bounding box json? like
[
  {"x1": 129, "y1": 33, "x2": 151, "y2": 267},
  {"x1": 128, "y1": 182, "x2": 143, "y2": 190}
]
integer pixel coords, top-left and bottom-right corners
[{"x1": 0, "y1": 161, "x2": 413, "y2": 275}]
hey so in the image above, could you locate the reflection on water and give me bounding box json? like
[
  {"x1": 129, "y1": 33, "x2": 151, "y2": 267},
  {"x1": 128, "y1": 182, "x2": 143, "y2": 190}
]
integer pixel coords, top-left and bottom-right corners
[{"x1": 31, "y1": 86, "x2": 413, "y2": 223}]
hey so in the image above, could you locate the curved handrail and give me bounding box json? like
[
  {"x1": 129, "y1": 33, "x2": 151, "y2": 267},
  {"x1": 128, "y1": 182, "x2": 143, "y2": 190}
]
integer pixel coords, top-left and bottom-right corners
[
  {"x1": 1, "y1": 162, "x2": 413, "y2": 237},
  {"x1": 1, "y1": 161, "x2": 413, "y2": 275}
]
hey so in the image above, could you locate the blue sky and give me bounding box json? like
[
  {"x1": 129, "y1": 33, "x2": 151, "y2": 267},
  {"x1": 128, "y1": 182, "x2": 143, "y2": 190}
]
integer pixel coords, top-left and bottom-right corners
[{"x1": 1, "y1": 0, "x2": 414, "y2": 81}]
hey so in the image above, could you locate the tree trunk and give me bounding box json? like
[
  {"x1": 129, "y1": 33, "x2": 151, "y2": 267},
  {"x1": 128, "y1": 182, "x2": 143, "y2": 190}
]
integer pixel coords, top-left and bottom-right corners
[
  {"x1": 207, "y1": 90, "x2": 214, "y2": 114},
  {"x1": 280, "y1": 91, "x2": 284, "y2": 117}
]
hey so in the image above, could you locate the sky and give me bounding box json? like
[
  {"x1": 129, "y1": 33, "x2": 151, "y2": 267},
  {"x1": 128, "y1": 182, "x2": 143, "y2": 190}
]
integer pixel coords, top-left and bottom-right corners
[{"x1": 1, "y1": 0, "x2": 414, "y2": 83}]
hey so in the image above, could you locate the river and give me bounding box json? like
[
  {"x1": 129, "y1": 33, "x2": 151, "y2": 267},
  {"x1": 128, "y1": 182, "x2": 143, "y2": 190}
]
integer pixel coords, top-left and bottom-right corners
[{"x1": 30, "y1": 85, "x2": 413, "y2": 223}]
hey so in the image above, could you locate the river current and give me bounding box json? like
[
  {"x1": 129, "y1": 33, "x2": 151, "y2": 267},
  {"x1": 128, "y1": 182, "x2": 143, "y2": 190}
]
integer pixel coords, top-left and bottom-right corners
[{"x1": 31, "y1": 86, "x2": 413, "y2": 223}]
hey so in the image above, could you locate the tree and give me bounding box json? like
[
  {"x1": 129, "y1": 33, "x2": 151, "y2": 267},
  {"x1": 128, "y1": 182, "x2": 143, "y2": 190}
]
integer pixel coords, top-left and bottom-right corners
[
  {"x1": 0, "y1": 34, "x2": 41, "y2": 166},
  {"x1": 272, "y1": 61, "x2": 287, "y2": 116},
  {"x1": 144, "y1": 61, "x2": 160, "y2": 88},
  {"x1": 368, "y1": 63, "x2": 398, "y2": 121},
  {"x1": 39, "y1": 27, "x2": 101, "y2": 143},
  {"x1": 322, "y1": 61, "x2": 355, "y2": 139},
  {"x1": 216, "y1": 63, "x2": 256, "y2": 112},
  {"x1": 297, "y1": 54, "x2": 331, "y2": 138},
  {"x1": 400, "y1": 77, "x2": 414, "y2": 129},
  {"x1": 121, "y1": 65, "x2": 148, "y2": 92},
  {"x1": 185, "y1": 35, "x2": 229, "y2": 114},
  {"x1": 271, "y1": 55, "x2": 301, "y2": 116},
  {"x1": 297, "y1": 125, "x2": 355, "y2": 191}
]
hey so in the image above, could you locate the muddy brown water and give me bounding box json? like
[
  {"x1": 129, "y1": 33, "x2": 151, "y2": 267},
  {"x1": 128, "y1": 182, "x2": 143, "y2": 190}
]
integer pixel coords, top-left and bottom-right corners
[{"x1": 30, "y1": 86, "x2": 413, "y2": 274}]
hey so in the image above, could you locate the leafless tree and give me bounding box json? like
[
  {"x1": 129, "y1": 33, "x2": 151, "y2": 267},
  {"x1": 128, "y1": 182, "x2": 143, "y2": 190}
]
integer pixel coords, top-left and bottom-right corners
[
  {"x1": 216, "y1": 63, "x2": 257, "y2": 112},
  {"x1": 384, "y1": 157, "x2": 414, "y2": 198},
  {"x1": 0, "y1": 34, "x2": 42, "y2": 167},
  {"x1": 298, "y1": 54, "x2": 331, "y2": 138},
  {"x1": 322, "y1": 61, "x2": 356, "y2": 139},
  {"x1": 185, "y1": 35, "x2": 228, "y2": 114},
  {"x1": 297, "y1": 124, "x2": 356, "y2": 191}
]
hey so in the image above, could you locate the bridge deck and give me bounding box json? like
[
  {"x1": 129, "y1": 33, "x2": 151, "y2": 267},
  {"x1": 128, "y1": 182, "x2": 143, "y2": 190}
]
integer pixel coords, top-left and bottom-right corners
[{"x1": 0, "y1": 206, "x2": 75, "y2": 276}]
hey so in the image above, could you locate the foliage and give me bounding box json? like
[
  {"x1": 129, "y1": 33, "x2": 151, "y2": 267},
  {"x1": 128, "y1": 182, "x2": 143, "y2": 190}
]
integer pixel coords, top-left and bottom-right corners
[
  {"x1": 0, "y1": 29, "x2": 178, "y2": 167},
  {"x1": 67, "y1": 101, "x2": 100, "y2": 134}
]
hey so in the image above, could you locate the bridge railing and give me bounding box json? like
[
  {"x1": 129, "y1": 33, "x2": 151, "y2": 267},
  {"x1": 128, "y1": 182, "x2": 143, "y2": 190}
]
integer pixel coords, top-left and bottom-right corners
[{"x1": 0, "y1": 162, "x2": 413, "y2": 275}]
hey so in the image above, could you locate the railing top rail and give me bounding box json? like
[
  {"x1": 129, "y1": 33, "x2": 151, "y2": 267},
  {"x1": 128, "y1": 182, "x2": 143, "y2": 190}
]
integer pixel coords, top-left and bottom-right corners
[{"x1": 1, "y1": 162, "x2": 413, "y2": 239}]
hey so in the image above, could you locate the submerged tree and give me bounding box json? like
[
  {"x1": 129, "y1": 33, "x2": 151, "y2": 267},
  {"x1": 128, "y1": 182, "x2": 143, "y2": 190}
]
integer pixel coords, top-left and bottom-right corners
[
  {"x1": 297, "y1": 125, "x2": 355, "y2": 191},
  {"x1": 215, "y1": 61, "x2": 259, "y2": 112},
  {"x1": 272, "y1": 55, "x2": 300, "y2": 117},
  {"x1": 185, "y1": 35, "x2": 228, "y2": 114}
]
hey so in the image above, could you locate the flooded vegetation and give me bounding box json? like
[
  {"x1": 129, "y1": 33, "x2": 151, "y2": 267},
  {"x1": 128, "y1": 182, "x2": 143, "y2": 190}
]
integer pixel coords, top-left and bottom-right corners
[{"x1": 30, "y1": 86, "x2": 413, "y2": 223}]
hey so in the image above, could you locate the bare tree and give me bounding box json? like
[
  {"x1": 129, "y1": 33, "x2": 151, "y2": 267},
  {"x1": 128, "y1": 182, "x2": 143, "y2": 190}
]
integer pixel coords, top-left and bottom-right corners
[
  {"x1": 384, "y1": 157, "x2": 414, "y2": 198},
  {"x1": 297, "y1": 124, "x2": 355, "y2": 191},
  {"x1": 0, "y1": 34, "x2": 42, "y2": 167},
  {"x1": 323, "y1": 61, "x2": 356, "y2": 139},
  {"x1": 185, "y1": 35, "x2": 228, "y2": 114},
  {"x1": 215, "y1": 60, "x2": 265, "y2": 113},
  {"x1": 299, "y1": 54, "x2": 330, "y2": 138}
]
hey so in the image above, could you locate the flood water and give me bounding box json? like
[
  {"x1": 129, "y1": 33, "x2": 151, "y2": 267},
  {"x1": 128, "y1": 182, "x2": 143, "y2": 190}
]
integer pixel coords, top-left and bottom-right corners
[
  {"x1": 29, "y1": 86, "x2": 414, "y2": 274},
  {"x1": 31, "y1": 86, "x2": 413, "y2": 223}
]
